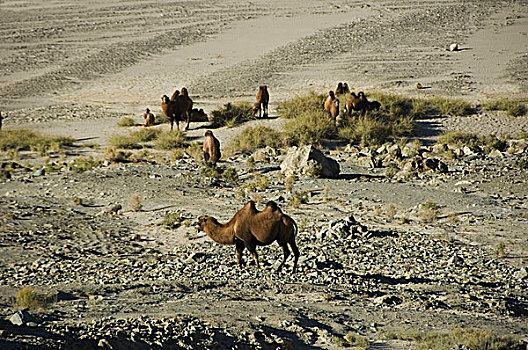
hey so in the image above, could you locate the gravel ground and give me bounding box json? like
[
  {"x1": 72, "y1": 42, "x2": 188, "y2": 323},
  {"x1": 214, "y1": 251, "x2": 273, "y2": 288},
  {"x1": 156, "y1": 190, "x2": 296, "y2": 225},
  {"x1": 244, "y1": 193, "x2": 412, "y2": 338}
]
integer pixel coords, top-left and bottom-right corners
[{"x1": 1, "y1": 0, "x2": 528, "y2": 349}]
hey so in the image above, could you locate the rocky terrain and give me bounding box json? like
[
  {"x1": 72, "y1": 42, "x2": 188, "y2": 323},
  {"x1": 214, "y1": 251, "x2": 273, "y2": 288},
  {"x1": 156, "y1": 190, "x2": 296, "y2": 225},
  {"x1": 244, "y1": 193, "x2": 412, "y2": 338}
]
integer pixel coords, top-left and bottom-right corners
[{"x1": 1, "y1": 0, "x2": 528, "y2": 349}]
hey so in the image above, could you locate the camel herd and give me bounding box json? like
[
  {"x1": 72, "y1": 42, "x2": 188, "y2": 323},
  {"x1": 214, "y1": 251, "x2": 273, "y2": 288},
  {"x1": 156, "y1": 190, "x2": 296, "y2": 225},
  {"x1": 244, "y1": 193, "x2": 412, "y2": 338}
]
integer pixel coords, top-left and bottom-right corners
[
  {"x1": 324, "y1": 82, "x2": 382, "y2": 127},
  {"x1": 147, "y1": 83, "x2": 380, "y2": 273}
]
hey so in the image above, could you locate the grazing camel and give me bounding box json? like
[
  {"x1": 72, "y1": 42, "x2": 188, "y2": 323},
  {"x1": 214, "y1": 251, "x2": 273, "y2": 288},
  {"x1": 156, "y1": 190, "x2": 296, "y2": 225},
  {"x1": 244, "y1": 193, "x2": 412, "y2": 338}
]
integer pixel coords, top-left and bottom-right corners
[
  {"x1": 203, "y1": 130, "x2": 221, "y2": 164},
  {"x1": 197, "y1": 201, "x2": 300, "y2": 273},
  {"x1": 344, "y1": 91, "x2": 369, "y2": 115},
  {"x1": 143, "y1": 108, "x2": 155, "y2": 127},
  {"x1": 252, "y1": 85, "x2": 269, "y2": 118}
]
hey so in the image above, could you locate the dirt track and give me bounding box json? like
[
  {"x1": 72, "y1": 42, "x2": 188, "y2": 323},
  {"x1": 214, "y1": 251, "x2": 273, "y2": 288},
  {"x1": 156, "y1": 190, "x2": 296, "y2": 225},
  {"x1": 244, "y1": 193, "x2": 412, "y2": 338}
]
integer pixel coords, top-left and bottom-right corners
[{"x1": 1, "y1": 1, "x2": 528, "y2": 349}]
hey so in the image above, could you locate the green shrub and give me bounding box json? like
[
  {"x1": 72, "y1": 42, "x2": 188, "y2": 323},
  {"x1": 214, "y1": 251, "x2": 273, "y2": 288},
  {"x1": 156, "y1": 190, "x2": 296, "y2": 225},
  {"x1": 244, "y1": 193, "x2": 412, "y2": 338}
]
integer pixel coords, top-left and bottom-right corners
[
  {"x1": 277, "y1": 92, "x2": 324, "y2": 118},
  {"x1": 155, "y1": 130, "x2": 186, "y2": 150},
  {"x1": 16, "y1": 286, "x2": 54, "y2": 310},
  {"x1": 210, "y1": 102, "x2": 254, "y2": 128},
  {"x1": 430, "y1": 97, "x2": 472, "y2": 116},
  {"x1": 437, "y1": 131, "x2": 479, "y2": 147},
  {"x1": 339, "y1": 115, "x2": 391, "y2": 147},
  {"x1": 284, "y1": 110, "x2": 337, "y2": 145},
  {"x1": 117, "y1": 117, "x2": 137, "y2": 127},
  {"x1": 162, "y1": 212, "x2": 182, "y2": 229},
  {"x1": 186, "y1": 142, "x2": 203, "y2": 162},
  {"x1": 104, "y1": 147, "x2": 132, "y2": 162},
  {"x1": 109, "y1": 134, "x2": 142, "y2": 149},
  {"x1": 69, "y1": 156, "x2": 101, "y2": 173},
  {"x1": 200, "y1": 163, "x2": 238, "y2": 182},
  {"x1": 0, "y1": 129, "x2": 74, "y2": 153},
  {"x1": 226, "y1": 126, "x2": 283, "y2": 154},
  {"x1": 484, "y1": 98, "x2": 527, "y2": 117}
]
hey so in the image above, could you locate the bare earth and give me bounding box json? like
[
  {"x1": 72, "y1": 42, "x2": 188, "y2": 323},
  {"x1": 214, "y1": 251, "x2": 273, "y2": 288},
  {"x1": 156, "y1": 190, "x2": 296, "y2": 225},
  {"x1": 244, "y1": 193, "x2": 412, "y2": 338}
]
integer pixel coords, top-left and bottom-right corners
[{"x1": 1, "y1": 0, "x2": 528, "y2": 349}]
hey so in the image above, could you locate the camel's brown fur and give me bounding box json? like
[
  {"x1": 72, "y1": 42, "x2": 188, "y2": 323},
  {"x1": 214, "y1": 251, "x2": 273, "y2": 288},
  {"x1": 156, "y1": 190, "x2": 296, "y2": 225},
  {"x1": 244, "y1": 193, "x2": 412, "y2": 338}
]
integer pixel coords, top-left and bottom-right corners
[
  {"x1": 323, "y1": 91, "x2": 339, "y2": 120},
  {"x1": 203, "y1": 130, "x2": 221, "y2": 164},
  {"x1": 197, "y1": 201, "x2": 299, "y2": 273},
  {"x1": 142, "y1": 108, "x2": 155, "y2": 127},
  {"x1": 344, "y1": 91, "x2": 369, "y2": 115},
  {"x1": 252, "y1": 85, "x2": 269, "y2": 118},
  {"x1": 161, "y1": 91, "x2": 193, "y2": 131}
]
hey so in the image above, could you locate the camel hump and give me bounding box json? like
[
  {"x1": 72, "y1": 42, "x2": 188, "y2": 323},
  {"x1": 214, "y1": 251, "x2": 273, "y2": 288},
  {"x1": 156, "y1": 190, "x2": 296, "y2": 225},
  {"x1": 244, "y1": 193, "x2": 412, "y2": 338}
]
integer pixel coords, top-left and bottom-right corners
[{"x1": 265, "y1": 201, "x2": 279, "y2": 211}]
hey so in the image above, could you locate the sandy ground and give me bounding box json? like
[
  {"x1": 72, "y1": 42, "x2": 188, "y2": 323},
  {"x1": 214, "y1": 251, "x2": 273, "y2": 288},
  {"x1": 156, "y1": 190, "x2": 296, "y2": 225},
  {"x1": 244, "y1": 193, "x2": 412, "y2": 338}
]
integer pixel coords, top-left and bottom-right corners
[{"x1": 1, "y1": 0, "x2": 528, "y2": 349}]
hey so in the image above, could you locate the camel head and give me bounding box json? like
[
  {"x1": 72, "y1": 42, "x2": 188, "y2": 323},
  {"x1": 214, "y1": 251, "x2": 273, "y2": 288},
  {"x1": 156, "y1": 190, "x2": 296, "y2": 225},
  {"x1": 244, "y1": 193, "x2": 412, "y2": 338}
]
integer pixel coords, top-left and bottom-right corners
[
  {"x1": 196, "y1": 215, "x2": 208, "y2": 232},
  {"x1": 161, "y1": 95, "x2": 170, "y2": 103}
]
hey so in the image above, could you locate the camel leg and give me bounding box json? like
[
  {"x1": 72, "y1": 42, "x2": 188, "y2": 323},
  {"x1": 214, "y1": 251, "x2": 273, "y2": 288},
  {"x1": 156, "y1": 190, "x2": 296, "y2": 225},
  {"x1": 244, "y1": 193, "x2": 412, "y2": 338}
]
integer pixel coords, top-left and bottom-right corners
[
  {"x1": 264, "y1": 102, "x2": 268, "y2": 118},
  {"x1": 276, "y1": 243, "x2": 290, "y2": 273},
  {"x1": 235, "y1": 239, "x2": 245, "y2": 268},
  {"x1": 184, "y1": 110, "x2": 191, "y2": 131},
  {"x1": 170, "y1": 119, "x2": 174, "y2": 131},
  {"x1": 289, "y1": 239, "x2": 300, "y2": 273},
  {"x1": 251, "y1": 250, "x2": 260, "y2": 269}
]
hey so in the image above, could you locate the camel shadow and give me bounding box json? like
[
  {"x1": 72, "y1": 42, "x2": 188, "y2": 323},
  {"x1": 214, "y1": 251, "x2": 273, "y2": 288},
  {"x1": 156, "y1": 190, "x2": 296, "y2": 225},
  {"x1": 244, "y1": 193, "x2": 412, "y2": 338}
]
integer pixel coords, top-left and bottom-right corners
[{"x1": 338, "y1": 173, "x2": 384, "y2": 180}]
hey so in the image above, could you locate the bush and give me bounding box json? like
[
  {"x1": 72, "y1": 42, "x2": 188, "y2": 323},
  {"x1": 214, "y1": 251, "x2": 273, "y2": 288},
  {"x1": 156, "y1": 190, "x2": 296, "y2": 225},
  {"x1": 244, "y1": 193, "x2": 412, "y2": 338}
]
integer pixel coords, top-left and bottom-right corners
[
  {"x1": 437, "y1": 131, "x2": 479, "y2": 147},
  {"x1": 430, "y1": 97, "x2": 472, "y2": 116},
  {"x1": 16, "y1": 287, "x2": 54, "y2": 310},
  {"x1": 104, "y1": 147, "x2": 133, "y2": 163},
  {"x1": 69, "y1": 156, "x2": 101, "y2": 173},
  {"x1": 210, "y1": 102, "x2": 254, "y2": 128},
  {"x1": 155, "y1": 130, "x2": 187, "y2": 150},
  {"x1": 109, "y1": 134, "x2": 142, "y2": 149},
  {"x1": 117, "y1": 117, "x2": 137, "y2": 127},
  {"x1": 277, "y1": 92, "x2": 324, "y2": 118},
  {"x1": 186, "y1": 142, "x2": 203, "y2": 162},
  {"x1": 226, "y1": 126, "x2": 283, "y2": 154},
  {"x1": 129, "y1": 193, "x2": 143, "y2": 212},
  {"x1": 162, "y1": 212, "x2": 182, "y2": 229},
  {"x1": 284, "y1": 110, "x2": 337, "y2": 146},
  {"x1": 484, "y1": 98, "x2": 527, "y2": 117},
  {"x1": 200, "y1": 163, "x2": 238, "y2": 182},
  {"x1": 418, "y1": 200, "x2": 440, "y2": 223},
  {"x1": 0, "y1": 129, "x2": 74, "y2": 153},
  {"x1": 339, "y1": 115, "x2": 391, "y2": 147}
]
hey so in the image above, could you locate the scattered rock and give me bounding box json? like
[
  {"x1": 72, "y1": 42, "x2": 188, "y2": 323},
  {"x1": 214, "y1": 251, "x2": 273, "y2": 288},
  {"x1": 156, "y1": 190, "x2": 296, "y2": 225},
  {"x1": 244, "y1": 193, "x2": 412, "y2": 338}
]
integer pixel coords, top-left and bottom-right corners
[
  {"x1": 8, "y1": 309, "x2": 37, "y2": 326},
  {"x1": 280, "y1": 145, "x2": 340, "y2": 178},
  {"x1": 449, "y1": 43, "x2": 459, "y2": 51}
]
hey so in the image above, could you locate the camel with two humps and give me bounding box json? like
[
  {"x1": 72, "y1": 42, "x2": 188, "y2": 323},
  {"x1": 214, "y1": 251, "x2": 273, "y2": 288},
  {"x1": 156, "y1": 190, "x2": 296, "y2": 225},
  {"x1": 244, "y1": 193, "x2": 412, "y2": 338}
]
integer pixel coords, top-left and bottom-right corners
[{"x1": 196, "y1": 201, "x2": 299, "y2": 273}]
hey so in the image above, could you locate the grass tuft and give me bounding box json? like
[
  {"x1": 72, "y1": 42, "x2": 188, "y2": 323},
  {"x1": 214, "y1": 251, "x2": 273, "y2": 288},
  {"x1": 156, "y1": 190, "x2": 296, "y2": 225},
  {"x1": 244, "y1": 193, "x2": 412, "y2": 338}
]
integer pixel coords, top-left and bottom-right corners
[
  {"x1": 210, "y1": 102, "x2": 254, "y2": 128},
  {"x1": 484, "y1": 98, "x2": 527, "y2": 117},
  {"x1": 226, "y1": 126, "x2": 283, "y2": 155},
  {"x1": 117, "y1": 117, "x2": 137, "y2": 127},
  {"x1": 0, "y1": 129, "x2": 75, "y2": 153},
  {"x1": 16, "y1": 286, "x2": 54, "y2": 310}
]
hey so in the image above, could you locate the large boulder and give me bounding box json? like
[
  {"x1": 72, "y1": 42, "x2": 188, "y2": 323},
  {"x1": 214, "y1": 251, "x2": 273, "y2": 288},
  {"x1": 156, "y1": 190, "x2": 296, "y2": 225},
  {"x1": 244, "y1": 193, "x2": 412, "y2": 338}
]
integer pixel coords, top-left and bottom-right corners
[{"x1": 280, "y1": 145, "x2": 340, "y2": 178}]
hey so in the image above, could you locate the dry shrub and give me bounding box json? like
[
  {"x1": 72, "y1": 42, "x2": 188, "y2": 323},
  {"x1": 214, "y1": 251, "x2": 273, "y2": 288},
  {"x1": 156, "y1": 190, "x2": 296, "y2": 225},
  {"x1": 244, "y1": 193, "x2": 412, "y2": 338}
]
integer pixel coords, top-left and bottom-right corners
[
  {"x1": 104, "y1": 147, "x2": 132, "y2": 163},
  {"x1": 387, "y1": 204, "x2": 396, "y2": 219},
  {"x1": 285, "y1": 175, "x2": 296, "y2": 194},
  {"x1": 117, "y1": 117, "x2": 136, "y2": 127},
  {"x1": 184, "y1": 142, "x2": 202, "y2": 162},
  {"x1": 129, "y1": 193, "x2": 143, "y2": 212},
  {"x1": 418, "y1": 200, "x2": 440, "y2": 223},
  {"x1": 16, "y1": 287, "x2": 54, "y2": 310}
]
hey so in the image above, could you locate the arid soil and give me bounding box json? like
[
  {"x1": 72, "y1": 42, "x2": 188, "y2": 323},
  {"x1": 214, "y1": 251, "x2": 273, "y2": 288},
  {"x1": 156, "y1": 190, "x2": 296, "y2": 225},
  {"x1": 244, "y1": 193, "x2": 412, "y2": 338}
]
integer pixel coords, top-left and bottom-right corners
[{"x1": 1, "y1": 0, "x2": 528, "y2": 349}]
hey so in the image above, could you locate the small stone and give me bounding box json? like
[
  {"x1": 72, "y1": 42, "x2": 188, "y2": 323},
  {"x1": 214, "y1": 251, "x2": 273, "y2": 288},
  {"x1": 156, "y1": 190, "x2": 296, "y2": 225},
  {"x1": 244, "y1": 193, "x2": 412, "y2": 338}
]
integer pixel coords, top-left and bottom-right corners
[
  {"x1": 8, "y1": 309, "x2": 36, "y2": 326},
  {"x1": 449, "y1": 43, "x2": 459, "y2": 51},
  {"x1": 513, "y1": 267, "x2": 527, "y2": 280}
]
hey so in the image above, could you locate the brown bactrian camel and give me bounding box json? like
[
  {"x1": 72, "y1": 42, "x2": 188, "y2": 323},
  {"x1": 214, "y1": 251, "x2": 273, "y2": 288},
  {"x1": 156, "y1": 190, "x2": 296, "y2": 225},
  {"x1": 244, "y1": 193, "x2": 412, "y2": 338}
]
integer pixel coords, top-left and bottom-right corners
[{"x1": 196, "y1": 201, "x2": 299, "y2": 273}]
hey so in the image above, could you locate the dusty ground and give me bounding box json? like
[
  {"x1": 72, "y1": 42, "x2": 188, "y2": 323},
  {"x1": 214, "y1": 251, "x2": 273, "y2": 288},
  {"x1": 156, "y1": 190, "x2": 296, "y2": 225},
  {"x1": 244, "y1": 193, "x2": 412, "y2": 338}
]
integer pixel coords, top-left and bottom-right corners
[{"x1": 1, "y1": 0, "x2": 528, "y2": 349}]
